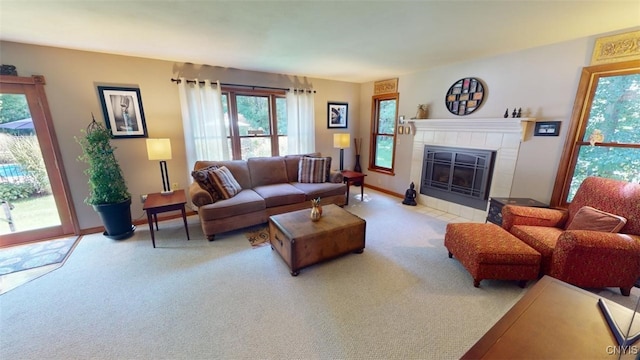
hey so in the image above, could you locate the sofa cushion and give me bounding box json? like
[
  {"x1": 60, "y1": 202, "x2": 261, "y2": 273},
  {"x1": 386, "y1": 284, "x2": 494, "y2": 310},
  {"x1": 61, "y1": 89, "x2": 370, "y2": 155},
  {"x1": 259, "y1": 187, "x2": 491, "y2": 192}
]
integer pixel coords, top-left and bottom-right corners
[
  {"x1": 292, "y1": 182, "x2": 347, "y2": 200},
  {"x1": 198, "y1": 189, "x2": 265, "y2": 221},
  {"x1": 252, "y1": 183, "x2": 306, "y2": 207},
  {"x1": 566, "y1": 206, "x2": 627, "y2": 233},
  {"x1": 191, "y1": 165, "x2": 221, "y2": 202},
  {"x1": 298, "y1": 157, "x2": 328, "y2": 183},
  {"x1": 210, "y1": 166, "x2": 242, "y2": 199},
  {"x1": 284, "y1": 154, "x2": 319, "y2": 182},
  {"x1": 248, "y1": 156, "x2": 288, "y2": 187}
]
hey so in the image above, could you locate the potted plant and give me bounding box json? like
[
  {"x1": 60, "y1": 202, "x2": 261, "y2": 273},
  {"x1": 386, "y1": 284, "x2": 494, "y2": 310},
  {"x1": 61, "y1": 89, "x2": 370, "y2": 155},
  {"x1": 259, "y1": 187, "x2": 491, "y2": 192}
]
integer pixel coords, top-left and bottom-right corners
[{"x1": 76, "y1": 116, "x2": 134, "y2": 239}]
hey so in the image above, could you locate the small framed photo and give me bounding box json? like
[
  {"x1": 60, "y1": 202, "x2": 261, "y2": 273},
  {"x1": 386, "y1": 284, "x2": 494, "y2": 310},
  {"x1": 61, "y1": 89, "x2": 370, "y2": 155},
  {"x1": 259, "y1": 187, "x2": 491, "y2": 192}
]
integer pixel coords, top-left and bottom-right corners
[
  {"x1": 328, "y1": 102, "x2": 348, "y2": 128},
  {"x1": 534, "y1": 121, "x2": 561, "y2": 136},
  {"x1": 97, "y1": 86, "x2": 148, "y2": 138}
]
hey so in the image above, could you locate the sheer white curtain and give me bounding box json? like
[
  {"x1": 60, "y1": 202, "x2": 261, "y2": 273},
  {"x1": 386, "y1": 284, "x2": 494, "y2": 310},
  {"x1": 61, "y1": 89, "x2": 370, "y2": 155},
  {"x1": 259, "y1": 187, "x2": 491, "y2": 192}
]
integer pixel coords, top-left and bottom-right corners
[
  {"x1": 286, "y1": 89, "x2": 315, "y2": 154},
  {"x1": 177, "y1": 78, "x2": 230, "y2": 170}
]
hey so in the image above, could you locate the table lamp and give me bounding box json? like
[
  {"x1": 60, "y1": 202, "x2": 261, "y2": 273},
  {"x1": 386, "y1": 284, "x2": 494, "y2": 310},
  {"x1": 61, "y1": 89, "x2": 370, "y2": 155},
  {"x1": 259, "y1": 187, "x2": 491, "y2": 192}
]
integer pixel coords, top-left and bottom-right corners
[
  {"x1": 333, "y1": 133, "x2": 350, "y2": 171},
  {"x1": 146, "y1": 138, "x2": 173, "y2": 194}
]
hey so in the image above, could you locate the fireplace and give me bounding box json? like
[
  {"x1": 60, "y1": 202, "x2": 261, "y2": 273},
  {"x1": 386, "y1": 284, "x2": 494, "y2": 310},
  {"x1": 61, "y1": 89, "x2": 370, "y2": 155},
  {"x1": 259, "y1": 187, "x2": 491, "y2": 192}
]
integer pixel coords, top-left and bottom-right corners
[
  {"x1": 409, "y1": 117, "x2": 533, "y2": 221},
  {"x1": 421, "y1": 146, "x2": 496, "y2": 210}
]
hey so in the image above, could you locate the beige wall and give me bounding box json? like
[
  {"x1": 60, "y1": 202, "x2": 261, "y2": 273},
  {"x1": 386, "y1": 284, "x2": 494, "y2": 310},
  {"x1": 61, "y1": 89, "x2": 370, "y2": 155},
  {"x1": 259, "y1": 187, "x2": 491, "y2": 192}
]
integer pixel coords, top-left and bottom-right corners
[
  {"x1": 358, "y1": 26, "x2": 640, "y2": 204},
  {"x1": 3, "y1": 26, "x2": 638, "y2": 230},
  {"x1": 0, "y1": 41, "x2": 360, "y2": 230}
]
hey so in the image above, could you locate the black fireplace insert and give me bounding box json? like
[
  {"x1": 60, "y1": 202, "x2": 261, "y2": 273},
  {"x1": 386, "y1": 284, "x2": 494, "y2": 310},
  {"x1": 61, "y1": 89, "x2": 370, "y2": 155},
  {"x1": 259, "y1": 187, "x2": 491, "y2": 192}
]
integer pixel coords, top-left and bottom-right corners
[{"x1": 420, "y1": 145, "x2": 496, "y2": 210}]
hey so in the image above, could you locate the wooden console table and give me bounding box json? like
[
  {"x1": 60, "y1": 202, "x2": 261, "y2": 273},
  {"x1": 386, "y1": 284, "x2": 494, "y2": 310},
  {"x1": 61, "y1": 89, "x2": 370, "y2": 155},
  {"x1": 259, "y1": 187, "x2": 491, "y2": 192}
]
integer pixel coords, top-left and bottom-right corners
[{"x1": 462, "y1": 276, "x2": 640, "y2": 359}]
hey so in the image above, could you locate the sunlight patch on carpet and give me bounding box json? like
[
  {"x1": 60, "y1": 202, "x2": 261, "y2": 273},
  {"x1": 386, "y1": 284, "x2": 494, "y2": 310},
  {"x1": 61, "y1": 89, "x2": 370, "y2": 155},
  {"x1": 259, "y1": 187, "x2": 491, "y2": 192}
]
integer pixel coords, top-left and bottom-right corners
[{"x1": 245, "y1": 225, "x2": 270, "y2": 248}]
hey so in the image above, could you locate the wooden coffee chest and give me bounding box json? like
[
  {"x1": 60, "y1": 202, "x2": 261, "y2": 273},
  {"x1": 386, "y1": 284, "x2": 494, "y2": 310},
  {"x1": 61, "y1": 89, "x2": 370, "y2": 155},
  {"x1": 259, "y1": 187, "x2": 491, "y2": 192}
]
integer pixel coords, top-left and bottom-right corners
[{"x1": 268, "y1": 204, "x2": 366, "y2": 276}]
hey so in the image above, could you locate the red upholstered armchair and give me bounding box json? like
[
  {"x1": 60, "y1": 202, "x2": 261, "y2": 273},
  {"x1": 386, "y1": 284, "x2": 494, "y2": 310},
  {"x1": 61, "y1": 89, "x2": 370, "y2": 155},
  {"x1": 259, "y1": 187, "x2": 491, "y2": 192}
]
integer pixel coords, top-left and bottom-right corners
[{"x1": 502, "y1": 177, "x2": 640, "y2": 296}]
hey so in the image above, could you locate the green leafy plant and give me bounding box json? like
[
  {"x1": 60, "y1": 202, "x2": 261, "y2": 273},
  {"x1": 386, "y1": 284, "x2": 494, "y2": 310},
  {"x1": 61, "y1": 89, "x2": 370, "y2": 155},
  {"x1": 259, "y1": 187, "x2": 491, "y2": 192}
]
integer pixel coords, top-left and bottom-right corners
[{"x1": 76, "y1": 120, "x2": 130, "y2": 205}]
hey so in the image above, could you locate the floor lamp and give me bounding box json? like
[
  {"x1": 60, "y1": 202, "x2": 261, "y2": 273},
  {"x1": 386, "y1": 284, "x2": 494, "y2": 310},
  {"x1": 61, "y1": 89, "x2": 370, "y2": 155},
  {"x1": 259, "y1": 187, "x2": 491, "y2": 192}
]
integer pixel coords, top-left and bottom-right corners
[
  {"x1": 146, "y1": 138, "x2": 173, "y2": 195},
  {"x1": 333, "y1": 133, "x2": 350, "y2": 171}
]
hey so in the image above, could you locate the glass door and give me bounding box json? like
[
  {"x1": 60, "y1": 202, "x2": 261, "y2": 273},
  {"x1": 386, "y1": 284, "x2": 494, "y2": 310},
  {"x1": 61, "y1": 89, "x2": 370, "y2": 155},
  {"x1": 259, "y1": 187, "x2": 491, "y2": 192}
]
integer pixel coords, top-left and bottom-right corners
[{"x1": 0, "y1": 75, "x2": 77, "y2": 246}]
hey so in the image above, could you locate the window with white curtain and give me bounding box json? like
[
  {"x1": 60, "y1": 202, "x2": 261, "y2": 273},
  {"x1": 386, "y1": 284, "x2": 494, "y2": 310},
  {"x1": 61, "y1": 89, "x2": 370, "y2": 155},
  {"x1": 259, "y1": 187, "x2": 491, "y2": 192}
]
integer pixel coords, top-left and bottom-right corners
[
  {"x1": 221, "y1": 87, "x2": 288, "y2": 160},
  {"x1": 178, "y1": 78, "x2": 315, "y2": 168}
]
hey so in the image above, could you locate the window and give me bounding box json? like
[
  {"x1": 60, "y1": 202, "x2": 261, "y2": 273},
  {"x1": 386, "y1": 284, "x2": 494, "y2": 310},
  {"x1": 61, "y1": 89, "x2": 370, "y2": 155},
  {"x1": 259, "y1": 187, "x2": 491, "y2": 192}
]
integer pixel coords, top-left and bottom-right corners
[
  {"x1": 551, "y1": 61, "x2": 640, "y2": 207},
  {"x1": 221, "y1": 88, "x2": 287, "y2": 160},
  {"x1": 369, "y1": 93, "x2": 398, "y2": 174}
]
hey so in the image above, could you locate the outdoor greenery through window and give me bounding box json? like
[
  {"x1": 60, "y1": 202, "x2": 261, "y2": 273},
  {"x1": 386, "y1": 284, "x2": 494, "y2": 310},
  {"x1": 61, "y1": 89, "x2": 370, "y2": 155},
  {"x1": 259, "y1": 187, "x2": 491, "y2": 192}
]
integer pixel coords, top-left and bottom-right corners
[
  {"x1": 221, "y1": 88, "x2": 287, "y2": 160},
  {"x1": 369, "y1": 93, "x2": 398, "y2": 174},
  {"x1": 553, "y1": 61, "x2": 640, "y2": 206}
]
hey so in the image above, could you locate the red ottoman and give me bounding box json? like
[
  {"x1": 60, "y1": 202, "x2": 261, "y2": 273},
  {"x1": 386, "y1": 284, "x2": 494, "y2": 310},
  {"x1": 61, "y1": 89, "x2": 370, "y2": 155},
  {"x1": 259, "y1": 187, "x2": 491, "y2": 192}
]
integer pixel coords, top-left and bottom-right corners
[{"x1": 444, "y1": 223, "x2": 541, "y2": 288}]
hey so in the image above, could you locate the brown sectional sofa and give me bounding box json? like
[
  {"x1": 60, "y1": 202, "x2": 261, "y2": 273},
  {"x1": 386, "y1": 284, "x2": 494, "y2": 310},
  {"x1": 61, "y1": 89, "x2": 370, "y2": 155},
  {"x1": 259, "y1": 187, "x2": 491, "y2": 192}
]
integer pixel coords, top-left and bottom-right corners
[{"x1": 188, "y1": 154, "x2": 347, "y2": 240}]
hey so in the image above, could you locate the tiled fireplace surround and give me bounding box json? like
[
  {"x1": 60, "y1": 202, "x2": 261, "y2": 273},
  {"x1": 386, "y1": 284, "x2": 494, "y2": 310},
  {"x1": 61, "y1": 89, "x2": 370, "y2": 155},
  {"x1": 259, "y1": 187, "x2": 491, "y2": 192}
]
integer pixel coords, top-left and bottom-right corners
[{"x1": 409, "y1": 118, "x2": 533, "y2": 222}]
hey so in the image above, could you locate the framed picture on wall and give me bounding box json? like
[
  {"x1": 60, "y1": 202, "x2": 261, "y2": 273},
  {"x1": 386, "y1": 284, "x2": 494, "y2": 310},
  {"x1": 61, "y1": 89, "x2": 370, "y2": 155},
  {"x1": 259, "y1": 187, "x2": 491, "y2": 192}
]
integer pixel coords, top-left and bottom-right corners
[
  {"x1": 328, "y1": 102, "x2": 348, "y2": 128},
  {"x1": 97, "y1": 86, "x2": 148, "y2": 138},
  {"x1": 534, "y1": 121, "x2": 561, "y2": 136}
]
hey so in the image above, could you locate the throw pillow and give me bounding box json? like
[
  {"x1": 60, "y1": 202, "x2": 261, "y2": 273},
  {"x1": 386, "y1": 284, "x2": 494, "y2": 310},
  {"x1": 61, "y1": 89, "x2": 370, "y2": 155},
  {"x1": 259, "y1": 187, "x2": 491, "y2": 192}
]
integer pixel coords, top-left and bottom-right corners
[
  {"x1": 298, "y1": 157, "x2": 328, "y2": 183},
  {"x1": 566, "y1": 206, "x2": 627, "y2": 233},
  {"x1": 210, "y1": 166, "x2": 242, "y2": 199},
  {"x1": 191, "y1": 165, "x2": 221, "y2": 202},
  {"x1": 304, "y1": 155, "x2": 332, "y2": 182}
]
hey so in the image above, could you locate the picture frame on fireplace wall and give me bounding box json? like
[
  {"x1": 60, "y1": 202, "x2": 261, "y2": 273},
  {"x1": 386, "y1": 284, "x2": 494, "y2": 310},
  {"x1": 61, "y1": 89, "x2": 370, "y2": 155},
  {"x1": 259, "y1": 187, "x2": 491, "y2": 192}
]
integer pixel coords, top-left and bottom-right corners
[{"x1": 534, "y1": 121, "x2": 561, "y2": 136}]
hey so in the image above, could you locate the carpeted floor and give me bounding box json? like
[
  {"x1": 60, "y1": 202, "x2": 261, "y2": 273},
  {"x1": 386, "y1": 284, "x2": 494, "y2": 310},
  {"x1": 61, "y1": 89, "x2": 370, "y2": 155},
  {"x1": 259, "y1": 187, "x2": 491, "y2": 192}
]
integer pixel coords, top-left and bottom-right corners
[{"x1": 1, "y1": 188, "x2": 638, "y2": 359}]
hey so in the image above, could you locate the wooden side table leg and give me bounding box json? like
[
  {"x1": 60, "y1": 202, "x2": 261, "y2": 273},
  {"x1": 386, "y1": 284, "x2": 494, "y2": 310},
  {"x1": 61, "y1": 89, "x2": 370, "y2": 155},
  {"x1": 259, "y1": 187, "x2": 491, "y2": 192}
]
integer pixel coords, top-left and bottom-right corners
[
  {"x1": 345, "y1": 180, "x2": 351, "y2": 205},
  {"x1": 147, "y1": 211, "x2": 156, "y2": 248},
  {"x1": 153, "y1": 213, "x2": 159, "y2": 231},
  {"x1": 181, "y1": 206, "x2": 190, "y2": 240},
  {"x1": 360, "y1": 177, "x2": 365, "y2": 201}
]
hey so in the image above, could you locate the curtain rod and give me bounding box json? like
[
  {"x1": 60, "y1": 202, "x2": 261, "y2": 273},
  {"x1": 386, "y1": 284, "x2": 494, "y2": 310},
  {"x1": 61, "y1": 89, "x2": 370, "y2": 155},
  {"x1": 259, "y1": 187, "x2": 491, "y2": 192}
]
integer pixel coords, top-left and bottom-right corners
[{"x1": 170, "y1": 78, "x2": 315, "y2": 93}]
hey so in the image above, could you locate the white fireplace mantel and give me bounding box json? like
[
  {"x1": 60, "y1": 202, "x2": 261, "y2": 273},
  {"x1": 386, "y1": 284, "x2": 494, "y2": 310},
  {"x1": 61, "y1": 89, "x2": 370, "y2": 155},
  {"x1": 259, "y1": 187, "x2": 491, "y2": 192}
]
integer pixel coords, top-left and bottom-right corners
[
  {"x1": 408, "y1": 117, "x2": 536, "y2": 221},
  {"x1": 408, "y1": 117, "x2": 536, "y2": 141}
]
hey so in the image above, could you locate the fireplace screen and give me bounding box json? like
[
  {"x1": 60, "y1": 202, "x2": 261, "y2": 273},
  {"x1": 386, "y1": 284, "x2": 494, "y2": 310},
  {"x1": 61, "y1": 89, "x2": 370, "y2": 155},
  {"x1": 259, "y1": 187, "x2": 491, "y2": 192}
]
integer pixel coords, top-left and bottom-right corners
[{"x1": 421, "y1": 146, "x2": 496, "y2": 210}]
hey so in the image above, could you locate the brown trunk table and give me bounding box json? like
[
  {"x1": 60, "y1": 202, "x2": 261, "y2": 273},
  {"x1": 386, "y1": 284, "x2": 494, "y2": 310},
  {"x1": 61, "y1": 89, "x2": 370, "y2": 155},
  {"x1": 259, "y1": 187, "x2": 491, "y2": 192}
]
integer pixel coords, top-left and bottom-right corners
[{"x1": 268, "y1": 204, "x2": 366, "y2": 276}]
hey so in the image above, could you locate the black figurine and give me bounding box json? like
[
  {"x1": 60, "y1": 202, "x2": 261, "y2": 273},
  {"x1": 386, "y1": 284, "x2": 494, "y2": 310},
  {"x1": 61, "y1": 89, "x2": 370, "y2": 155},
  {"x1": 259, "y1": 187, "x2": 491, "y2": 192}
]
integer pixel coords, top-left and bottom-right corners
[
  {"x1": 512, "y1": 108, "x2": 517, "y2": 118},
  {"x1": 504, "y1": 109, "x2": 509, "y2": 118},
  {"x1": 517, "y1": 108, "x2": 522, "y2": 118},
  {"x1": 402, "y1": 182, "x2": 417, "y2": 206}
]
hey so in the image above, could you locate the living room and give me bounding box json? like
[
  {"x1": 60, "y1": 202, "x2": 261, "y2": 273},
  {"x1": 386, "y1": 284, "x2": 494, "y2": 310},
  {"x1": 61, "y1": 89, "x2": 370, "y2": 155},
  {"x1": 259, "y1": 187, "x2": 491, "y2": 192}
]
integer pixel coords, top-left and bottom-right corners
[
  {"x1": 1, "y1": 2, "x2": 640, "y2": 358},
  {"x1": 0, "y1": 3, "x2": 637, "y2": 234}
]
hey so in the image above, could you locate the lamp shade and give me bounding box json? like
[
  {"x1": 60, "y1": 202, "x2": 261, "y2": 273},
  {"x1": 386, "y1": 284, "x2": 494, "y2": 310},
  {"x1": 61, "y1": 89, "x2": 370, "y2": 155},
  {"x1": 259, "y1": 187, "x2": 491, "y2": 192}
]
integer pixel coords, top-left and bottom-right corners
[
  {"x1": 333, "y1": 133, "x2": 351, "y2": 149},
  {"x1": 146, "y1": 138, "x2": 172, "y2": 160}
]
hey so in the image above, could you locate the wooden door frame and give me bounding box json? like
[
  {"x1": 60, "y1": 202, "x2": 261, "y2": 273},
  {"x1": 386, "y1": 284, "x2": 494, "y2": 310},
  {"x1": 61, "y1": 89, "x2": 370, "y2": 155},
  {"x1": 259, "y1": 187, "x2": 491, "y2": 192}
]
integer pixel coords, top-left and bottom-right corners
[{"x1": 0, "y1": 75, "x2": 79, "y2": 246}]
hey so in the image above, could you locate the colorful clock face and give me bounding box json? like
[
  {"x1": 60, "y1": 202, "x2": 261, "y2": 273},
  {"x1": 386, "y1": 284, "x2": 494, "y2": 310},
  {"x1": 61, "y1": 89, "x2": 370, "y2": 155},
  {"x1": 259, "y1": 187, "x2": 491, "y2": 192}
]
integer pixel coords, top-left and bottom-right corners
[{"x1": 445, "y1": 77, "x2": 485, "y2": 116}]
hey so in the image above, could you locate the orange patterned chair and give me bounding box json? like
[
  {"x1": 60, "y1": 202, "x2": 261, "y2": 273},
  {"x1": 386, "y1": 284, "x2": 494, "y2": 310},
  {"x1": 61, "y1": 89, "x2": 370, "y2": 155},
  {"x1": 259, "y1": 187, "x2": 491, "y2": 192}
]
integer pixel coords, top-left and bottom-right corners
[{"x1": 502, "y1": 177, "x2": 640, "y2": 296}]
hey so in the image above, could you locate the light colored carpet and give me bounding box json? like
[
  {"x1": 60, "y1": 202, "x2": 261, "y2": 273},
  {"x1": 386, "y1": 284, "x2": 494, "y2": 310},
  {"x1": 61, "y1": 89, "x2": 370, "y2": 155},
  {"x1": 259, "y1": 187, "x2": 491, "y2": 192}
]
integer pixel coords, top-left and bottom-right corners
[{"x1": 0, "y1": 188, "x2": 638, "y2": 359}]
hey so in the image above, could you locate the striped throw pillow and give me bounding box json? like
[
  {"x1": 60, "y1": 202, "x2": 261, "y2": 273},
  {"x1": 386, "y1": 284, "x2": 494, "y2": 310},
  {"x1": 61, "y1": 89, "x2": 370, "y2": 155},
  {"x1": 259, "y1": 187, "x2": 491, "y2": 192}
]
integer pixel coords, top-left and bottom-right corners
[
  {"x1": 210, "y1": 166, "x2": 242, "y2": 199},
  {"x1": 191, "y1": 165, "x2": 221, "y2": 202},
  {"x1": 298, "y1": 157, "x2": 327, "y2": 183}
]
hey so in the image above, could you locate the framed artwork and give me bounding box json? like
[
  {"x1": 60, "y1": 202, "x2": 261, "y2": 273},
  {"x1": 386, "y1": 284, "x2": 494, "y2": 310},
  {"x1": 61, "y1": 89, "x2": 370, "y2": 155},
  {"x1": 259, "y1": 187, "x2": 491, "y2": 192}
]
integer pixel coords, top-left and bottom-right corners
[
  {"x1": 97, "y1": 86, "x2": 148, "y2": 138},
  {"x1": 445, "y1": 77, "x2": 485, "y2": 116},
  {"x1": 328, "y1": 102, "x2": 348, "y2": 128},
  {"x1": 534, "y1": 121, "x2": 561, "y2": 136}
]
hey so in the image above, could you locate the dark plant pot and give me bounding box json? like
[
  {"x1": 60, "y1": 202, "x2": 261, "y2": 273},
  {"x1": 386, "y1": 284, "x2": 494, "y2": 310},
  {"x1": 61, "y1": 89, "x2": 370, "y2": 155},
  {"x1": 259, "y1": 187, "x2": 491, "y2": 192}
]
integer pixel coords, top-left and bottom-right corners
[{"x1": 93, "y1": 198, "x2": 135, "y2": 240}]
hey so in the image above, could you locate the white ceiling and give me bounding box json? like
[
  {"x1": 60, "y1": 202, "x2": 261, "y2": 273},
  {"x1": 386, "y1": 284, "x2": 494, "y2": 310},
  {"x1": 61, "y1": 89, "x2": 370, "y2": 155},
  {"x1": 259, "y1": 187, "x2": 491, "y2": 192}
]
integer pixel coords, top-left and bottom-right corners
[{"x1": 1, "y1": 1, "x2": 639, "y2": 83}]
